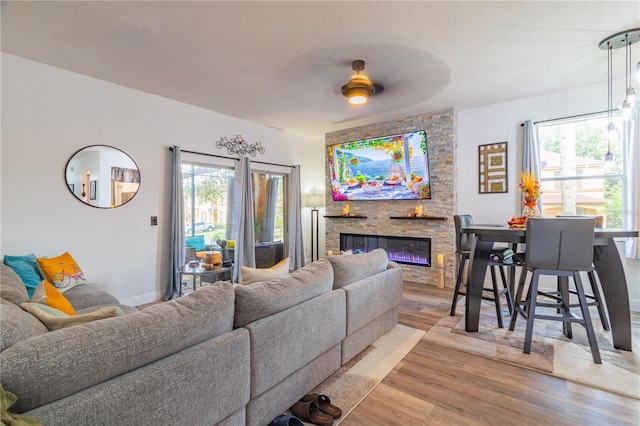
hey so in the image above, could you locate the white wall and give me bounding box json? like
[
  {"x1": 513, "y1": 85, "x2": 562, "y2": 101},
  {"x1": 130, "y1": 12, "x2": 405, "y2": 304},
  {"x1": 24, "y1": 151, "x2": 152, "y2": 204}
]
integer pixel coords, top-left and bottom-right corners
[{"x1": 1, "y1": 53, "x2": 311, "y2": 305}]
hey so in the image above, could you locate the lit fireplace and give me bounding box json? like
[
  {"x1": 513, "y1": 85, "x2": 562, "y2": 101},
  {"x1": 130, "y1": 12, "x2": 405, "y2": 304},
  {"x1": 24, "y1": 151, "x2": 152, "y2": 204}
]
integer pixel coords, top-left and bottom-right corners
[{"x1": 339, "y1": 233, "x2": 431, "y2": 267}]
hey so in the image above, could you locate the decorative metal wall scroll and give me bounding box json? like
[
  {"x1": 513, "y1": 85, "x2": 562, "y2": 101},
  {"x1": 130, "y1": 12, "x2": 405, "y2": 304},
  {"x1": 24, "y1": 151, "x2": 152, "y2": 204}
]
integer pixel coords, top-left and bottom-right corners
[{"x1": 215, "y1": 135, "x2": 266, "y2": 157}]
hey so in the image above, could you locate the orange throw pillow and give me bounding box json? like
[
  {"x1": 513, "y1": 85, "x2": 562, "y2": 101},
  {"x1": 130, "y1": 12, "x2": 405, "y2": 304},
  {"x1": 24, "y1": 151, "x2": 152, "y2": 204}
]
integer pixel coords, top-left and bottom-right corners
[
  {"x1": 31, "y1": 280, "x2": 76, "y2": 315},
  {"x1": 36, "y1": 252, "x2": 89, "y2": 293}
]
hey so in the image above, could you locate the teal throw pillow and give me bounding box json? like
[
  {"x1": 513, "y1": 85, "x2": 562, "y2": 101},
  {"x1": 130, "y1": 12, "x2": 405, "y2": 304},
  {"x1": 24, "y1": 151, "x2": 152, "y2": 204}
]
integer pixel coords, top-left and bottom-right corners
[
  {"x1": 3, "y1": 254, "x2": 43, "y2": 298},
  {"x1": 185, "y1": 235, "x2": 206, "y2": 251}
]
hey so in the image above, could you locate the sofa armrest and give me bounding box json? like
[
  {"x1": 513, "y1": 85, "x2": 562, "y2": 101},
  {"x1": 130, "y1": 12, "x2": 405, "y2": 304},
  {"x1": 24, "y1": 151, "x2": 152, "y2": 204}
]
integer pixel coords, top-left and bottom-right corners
[{"x1": 1, "y1": 283, "x2": 236, "y2": 412}]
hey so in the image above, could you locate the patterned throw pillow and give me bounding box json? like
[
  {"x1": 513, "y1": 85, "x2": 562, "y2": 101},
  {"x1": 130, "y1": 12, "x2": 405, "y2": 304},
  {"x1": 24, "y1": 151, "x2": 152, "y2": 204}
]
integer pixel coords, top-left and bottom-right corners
[
  {"x1": 36, "y1": 252, "x2": 89, "y2": 293},
  {"x1": 3, "y1": 254, "x2": 44, "y2": 298},
  {"x1": 240, "y1": 257, "x2": 290, "y2": 285},
  {"x1": 31, "y1": 280, "x2": 76, "y2": 315}
]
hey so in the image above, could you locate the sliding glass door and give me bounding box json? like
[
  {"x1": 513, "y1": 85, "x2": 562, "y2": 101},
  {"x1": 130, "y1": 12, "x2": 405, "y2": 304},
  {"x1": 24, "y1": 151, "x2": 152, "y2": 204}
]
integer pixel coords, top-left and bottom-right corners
[{"x1": 181, "y1": 161, "x2": 287, "y2": 267}]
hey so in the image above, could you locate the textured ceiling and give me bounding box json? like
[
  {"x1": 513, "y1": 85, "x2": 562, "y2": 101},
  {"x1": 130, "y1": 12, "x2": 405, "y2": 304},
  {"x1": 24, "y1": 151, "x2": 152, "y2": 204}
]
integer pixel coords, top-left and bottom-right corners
[{"x1": 2, "y1": 1, "x2": 639, "y2": 139}]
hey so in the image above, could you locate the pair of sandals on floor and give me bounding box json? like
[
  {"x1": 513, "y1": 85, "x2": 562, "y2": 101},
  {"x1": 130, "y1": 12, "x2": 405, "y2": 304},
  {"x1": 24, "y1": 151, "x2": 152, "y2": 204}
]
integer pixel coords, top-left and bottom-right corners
[{"x1": 270, "y1": 393, "x2": 342, "y2": 426}]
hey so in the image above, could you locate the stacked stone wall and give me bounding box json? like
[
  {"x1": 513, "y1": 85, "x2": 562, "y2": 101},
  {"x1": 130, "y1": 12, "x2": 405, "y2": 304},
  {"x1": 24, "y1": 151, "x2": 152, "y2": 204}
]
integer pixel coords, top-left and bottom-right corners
[{"x1": 324, "y1": 108, "x2": 457, "y2": 286}]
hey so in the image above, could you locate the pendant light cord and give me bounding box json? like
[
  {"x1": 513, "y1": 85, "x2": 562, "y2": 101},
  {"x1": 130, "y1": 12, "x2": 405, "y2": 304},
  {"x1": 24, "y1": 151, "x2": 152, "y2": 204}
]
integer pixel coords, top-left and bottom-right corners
[{"x1": 625, "y1": 34, "x2": 630, "y2": 89}]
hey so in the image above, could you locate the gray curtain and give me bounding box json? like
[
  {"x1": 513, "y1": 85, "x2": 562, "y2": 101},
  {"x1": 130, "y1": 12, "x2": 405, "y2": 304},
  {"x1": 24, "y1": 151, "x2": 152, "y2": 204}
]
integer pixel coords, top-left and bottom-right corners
[
  {"x1": 522, "y1": 120, "x2": 543, "y2": 215},
  {"x1": 262, "y1": 177, "x2": 278, "y2": 242},
  {"x1": 623, "y1": 117, "x2": 639, "y2": 258},
  {"x1": 226, "y1": 176, "x2": 235, "y2": 241},
  {"x1": 163, "y1": 145, "x2": 185, "y2": 301},
  {"x1": 287, "y1": 165, "x2": 305, "y2": 269},
  {"x1": 233, "y1": 157, "x2": 256, "y2": 282}
]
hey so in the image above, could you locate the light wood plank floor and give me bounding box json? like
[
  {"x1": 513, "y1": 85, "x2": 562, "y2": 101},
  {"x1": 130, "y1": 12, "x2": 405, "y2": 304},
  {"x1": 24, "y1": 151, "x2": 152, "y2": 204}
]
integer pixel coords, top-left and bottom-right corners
[{"x1": 341, "y1": 282, "x2": 640, "y2": 426}]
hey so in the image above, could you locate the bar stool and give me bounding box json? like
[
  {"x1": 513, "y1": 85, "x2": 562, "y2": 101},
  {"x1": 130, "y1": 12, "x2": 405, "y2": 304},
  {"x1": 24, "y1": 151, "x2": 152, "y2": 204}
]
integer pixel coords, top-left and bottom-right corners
[
  {"x1": 509, "y1": 217, "x2": 601, "y2": 364},
  {"x1": 450, "y1": 215, "x2": 513, "y2": 328},
  {"x1": 554, "y1": 215, "x2": 610, "y2": 330}
]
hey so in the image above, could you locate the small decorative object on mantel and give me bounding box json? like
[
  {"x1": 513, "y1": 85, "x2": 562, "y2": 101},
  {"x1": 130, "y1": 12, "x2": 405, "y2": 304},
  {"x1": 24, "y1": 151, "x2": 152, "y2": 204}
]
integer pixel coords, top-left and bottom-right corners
[
  {"x1": 341, "y1": 203, "x2": 351, "y2": 216},
  {"x1": 408, "y1": 205, "x2": 425, "y2": 217},
  {"x1": 215, "y1": 134, "x2": 265, "y2": 157}
]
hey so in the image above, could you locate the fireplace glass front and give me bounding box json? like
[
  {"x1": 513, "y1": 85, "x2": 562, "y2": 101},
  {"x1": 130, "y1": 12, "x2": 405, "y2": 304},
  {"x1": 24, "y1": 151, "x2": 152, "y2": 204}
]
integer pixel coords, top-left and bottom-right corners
[{"x1": 339, "y1": 233, "x2": 431, "y2": 267}]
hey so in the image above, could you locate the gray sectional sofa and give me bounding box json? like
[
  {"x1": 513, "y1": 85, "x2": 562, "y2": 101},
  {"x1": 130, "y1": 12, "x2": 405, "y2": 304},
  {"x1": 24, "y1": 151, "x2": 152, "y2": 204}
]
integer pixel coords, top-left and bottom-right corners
[{"x1": 0, "y1": 248, "x2": 403, "y2": 426}]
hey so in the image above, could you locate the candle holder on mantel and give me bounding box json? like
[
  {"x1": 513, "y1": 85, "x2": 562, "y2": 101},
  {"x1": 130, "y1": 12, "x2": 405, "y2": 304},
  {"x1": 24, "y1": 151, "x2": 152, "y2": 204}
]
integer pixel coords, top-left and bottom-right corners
[{"x1": 409, "y1": 205, "x2": 426, "y2": 217}]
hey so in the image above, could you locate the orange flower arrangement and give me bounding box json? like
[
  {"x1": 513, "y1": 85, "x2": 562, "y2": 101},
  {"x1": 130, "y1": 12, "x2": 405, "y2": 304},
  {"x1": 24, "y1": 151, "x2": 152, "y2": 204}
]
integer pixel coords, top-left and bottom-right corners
[{"x1": 519, "y1": 171, "x2": 541, "y2": 209}]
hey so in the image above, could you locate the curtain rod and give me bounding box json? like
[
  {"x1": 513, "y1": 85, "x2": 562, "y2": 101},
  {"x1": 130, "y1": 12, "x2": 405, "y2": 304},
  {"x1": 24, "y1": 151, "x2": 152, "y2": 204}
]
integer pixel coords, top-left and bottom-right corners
[
  {"x1": 520, "y1": 109, "x2": 616, "y2": 126},
  {"x1": 168, "y1": 147, "x2": 294, "y2": 169}
]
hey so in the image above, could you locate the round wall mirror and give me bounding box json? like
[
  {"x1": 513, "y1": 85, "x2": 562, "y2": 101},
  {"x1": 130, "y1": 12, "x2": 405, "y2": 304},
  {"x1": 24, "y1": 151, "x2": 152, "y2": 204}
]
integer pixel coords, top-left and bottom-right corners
[{"x1": 65, "y1": 145, "x2": 140, "y2": 208}]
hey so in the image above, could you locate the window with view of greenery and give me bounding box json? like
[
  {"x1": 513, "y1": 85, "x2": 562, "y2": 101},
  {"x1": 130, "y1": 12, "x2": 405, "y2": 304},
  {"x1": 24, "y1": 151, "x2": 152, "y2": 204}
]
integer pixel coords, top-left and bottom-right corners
[
  {"x1": 182, "y1": 163, "x2": 286, "y2": 247},
  {"x1": 537, "y1": 113, "x2": 625, "y2": 228},
  {"x1": 183, "y1": 163, "x2": 235, "y2": 242}
]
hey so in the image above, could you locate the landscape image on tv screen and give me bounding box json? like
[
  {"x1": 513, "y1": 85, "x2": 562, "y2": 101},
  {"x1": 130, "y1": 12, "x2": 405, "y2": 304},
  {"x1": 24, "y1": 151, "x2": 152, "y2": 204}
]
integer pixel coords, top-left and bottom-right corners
[{"x1": 328, "y1": 130, "x2": 431, "y2": 201}]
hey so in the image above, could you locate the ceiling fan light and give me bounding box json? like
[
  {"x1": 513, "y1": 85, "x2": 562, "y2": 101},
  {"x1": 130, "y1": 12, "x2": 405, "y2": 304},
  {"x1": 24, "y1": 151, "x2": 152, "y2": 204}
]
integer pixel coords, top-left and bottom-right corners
[
  {"x1": 342, "y1": 76, "x2": 376, "y2": 105},
  {"x1": 341, "y1": 60, "x2": 378, "y2": 105},
  {"x1": 349, "y1": 94, "x2": 368, "y2": 105}
]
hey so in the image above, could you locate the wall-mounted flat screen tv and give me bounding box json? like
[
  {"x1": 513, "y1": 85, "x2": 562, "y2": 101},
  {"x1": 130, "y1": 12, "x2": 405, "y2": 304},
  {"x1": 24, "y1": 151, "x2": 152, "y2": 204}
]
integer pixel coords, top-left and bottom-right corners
[{"x1": 328, "y1": 130, "x2": 431, "y2": 201}]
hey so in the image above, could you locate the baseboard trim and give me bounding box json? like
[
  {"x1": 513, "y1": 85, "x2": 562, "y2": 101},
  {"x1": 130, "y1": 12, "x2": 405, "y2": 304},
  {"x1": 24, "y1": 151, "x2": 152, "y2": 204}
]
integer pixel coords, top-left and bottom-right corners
[{"x1": 121, "y1": 291, "x2": 164, "y2": 307}]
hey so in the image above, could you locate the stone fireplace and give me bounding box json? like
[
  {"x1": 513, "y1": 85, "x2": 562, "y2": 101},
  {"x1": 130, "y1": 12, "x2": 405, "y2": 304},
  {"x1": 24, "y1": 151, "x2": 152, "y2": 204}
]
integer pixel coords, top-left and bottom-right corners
[{"x1": 324, "y1": 108, "x2": 457, "y2": 287}]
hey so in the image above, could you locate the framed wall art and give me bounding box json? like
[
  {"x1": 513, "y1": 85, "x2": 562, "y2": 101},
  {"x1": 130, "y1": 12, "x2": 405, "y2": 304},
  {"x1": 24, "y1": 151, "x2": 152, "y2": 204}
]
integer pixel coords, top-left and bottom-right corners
[{"x1": 478, "y1": 142, "x2": 508, "y2": 193}]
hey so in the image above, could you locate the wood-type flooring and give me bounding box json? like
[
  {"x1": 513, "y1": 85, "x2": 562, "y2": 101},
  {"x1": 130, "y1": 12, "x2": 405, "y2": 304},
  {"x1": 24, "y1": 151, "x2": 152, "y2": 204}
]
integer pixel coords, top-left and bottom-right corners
[{"x1": 340, "y1": 282, "x2": 640, "y2": 426}]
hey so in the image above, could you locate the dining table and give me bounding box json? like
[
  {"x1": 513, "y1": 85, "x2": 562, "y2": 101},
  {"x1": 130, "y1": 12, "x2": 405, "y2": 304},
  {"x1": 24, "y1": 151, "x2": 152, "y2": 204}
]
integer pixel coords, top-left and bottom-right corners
[{"x1": 461, "y1": 224, "x2": 639, "y2": 351}]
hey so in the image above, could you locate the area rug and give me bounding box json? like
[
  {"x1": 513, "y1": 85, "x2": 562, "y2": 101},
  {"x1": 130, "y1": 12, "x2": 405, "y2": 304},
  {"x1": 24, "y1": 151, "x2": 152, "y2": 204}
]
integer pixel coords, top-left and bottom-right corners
[
  {"x1": 298, "y1": 324, "x2": 425, "y2": 425},
  {"x1": 424, "y1": 303, "x2": 640, "y2": 399}
]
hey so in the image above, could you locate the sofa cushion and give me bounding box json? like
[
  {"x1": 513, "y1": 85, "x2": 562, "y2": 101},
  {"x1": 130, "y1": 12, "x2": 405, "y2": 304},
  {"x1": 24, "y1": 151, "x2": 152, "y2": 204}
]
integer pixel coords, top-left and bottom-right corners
[
  {"x1": 244, "y1": 289, "x2": 346, "y2": 398},
  {"x1": 234, "y1": 259, "x2": 333, "y2": 328},
  {"x1": 21, "y1": 303, "x2": 125, "y2": 331},
  {"x1": 3, "y1": 254, "x2": 43, "y2": 298},
  {"x1": 63, "y1": 284, "x2": 121, "y2": 310},
  {"x1": 240, "y1": 257, "x2": 289, "y2": 285},
  {"x1": 1, "y1": 282, "x2": 236, "y2": 412},
  {"x1": 341, "y1": 267, "x2": 404, "y2": 334},
  {"x1": 31, "y1": 280, "x2": 76, "y2": 315},
  {"x1": 0, "y1": 264, "x2": 30, "y2": 305},
  {"x1": 36, "y1": 252, "x2": 90, "y2": 293},
  {"x1": 0, "y1": 299, "x2": 48, "y2": 352},
  {"x1": 326, "y1": 248, "x2": 389, "y2": 289}
]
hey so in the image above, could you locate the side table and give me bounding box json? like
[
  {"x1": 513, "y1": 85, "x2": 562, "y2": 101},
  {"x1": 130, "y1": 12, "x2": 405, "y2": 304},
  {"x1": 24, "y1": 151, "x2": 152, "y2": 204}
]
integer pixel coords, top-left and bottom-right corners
[{"x1": 177, "y1": 264, "x2": 233, "y2": 296}]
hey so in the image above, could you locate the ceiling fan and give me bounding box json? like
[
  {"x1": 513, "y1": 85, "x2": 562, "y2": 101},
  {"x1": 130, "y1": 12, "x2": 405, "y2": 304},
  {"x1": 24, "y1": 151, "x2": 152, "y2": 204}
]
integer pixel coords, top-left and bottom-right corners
[{"x1": 341, "y1": 60, "x2": 384, "y2": 105}]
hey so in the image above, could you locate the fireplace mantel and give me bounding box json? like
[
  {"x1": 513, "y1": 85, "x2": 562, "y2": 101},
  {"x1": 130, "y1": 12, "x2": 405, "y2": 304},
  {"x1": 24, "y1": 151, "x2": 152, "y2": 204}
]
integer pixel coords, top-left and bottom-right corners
[{"x1": 389, "y1": 216, "x2": 447, "y2": 221}]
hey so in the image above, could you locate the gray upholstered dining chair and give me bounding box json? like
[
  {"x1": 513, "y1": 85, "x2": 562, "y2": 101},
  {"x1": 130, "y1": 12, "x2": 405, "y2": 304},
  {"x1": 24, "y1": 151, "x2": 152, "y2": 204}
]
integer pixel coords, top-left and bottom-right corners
[
  {"x1": 554, "y1": 215, "x2": 609, "y2": 330},
  {"x1": 509, "y1": 217, "x2": 601, "y2": 364},
  {"x1": 450, "y1": 214, "x2": 513, "y2": 328}
]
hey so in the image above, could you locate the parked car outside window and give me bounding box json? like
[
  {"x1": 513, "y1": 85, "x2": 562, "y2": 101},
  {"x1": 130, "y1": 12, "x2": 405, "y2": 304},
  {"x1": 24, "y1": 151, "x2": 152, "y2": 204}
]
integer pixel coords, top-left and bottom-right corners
[{"x1": 185, "y1": 221, "x2": 215, "y2": 233}]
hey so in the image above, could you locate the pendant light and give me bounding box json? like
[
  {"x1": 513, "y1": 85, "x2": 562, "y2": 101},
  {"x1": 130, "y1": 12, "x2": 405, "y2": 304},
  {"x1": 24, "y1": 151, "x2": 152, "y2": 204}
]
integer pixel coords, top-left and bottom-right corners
[
  {"x1": 598, "y1": 29, "x2": 640, "y2": 173},
  {"x1": 601, "y1": 39, "x2": 618, "y2": 174},
  {"x1": 619, "y1": 33, "x2": 637, "y2": 122}
]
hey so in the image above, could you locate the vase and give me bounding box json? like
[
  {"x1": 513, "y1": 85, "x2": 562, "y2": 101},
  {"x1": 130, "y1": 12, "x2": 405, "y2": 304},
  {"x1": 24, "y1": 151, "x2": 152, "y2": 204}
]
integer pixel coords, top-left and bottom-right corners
[{"x1": 522, "y1": 202, "x2": 541, "y2": 218}]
